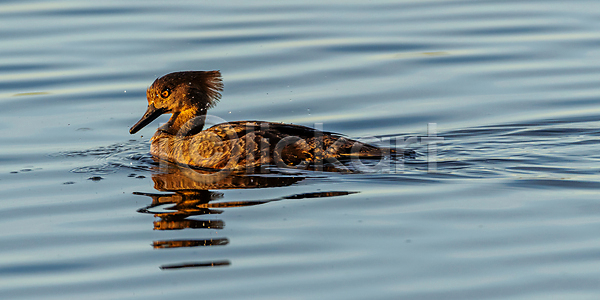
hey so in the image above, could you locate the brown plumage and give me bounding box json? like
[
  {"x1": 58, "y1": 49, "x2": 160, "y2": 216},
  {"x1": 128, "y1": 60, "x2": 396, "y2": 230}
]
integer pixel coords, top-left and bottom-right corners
[{"x1": 130, "y1": 71, "x2": 392, "y2": 170}]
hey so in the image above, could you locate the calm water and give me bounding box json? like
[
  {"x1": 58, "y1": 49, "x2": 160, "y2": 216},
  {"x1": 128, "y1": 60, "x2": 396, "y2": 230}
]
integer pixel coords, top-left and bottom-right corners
[{"x1": 2, "y1": 0, "x2": 600, "y2": 299}]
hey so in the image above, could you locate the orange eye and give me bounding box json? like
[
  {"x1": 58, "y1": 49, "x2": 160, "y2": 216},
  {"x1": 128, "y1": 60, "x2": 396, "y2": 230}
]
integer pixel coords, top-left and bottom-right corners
[{"x1": 160, "y1": 89, "x2": 170, "y2": 98}]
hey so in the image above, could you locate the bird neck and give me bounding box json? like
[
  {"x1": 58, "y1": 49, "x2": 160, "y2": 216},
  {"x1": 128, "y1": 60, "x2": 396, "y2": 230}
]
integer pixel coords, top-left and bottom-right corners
[{"x1": 159, "y1": 107, "x2": 207, "y2": 136}]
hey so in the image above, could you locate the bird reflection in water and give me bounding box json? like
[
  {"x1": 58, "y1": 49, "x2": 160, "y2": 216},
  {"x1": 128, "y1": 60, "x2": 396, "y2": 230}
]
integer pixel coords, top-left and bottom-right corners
[{"x1": 134, "y1": 161, "x2": 356, "y2": 270}]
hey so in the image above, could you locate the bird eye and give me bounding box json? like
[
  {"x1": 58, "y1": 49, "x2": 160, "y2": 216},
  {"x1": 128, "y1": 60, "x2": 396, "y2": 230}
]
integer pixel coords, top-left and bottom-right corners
[{"x1": 160, "y1": 89, "x2": 170, "y2": 98}]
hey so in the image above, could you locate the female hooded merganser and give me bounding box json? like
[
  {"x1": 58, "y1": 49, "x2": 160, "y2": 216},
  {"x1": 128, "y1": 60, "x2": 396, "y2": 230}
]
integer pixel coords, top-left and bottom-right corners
[{"x1": 130, "y1": 71, "x2": 392, "y2": 170}]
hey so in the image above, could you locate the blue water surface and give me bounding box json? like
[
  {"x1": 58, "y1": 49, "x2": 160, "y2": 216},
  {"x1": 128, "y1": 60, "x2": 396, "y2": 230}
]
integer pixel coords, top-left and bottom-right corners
[{"x1": 1, "y1": 1, "x2": 600, "y2": 299}]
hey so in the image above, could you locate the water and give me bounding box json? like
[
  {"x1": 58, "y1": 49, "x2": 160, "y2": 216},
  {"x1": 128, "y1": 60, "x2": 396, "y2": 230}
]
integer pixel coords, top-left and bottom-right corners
[{"x1": 2, "y1": 0, "x2": 600, "y2": 299}]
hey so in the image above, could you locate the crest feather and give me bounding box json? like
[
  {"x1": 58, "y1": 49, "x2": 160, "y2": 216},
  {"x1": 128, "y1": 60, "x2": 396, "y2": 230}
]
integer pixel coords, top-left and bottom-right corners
[
  {"x1": 202, "y1": 70, "x2": 223, "y2": 109},
  {"x1": 154, "y1": 70, "x2": 224, "y2": 109}
]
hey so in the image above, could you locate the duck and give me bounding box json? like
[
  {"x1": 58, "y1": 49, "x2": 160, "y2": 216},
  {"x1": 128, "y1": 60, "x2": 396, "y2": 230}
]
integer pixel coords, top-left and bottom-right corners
[{"x1": 129, "y1": 71, "x2": 393, "y2": 170}]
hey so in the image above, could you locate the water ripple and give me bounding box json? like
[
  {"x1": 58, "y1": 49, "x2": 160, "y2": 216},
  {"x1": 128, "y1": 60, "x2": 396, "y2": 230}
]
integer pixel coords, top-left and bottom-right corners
[{"x1": 2, "y1": 0, "x2": 600, "y2": 299}]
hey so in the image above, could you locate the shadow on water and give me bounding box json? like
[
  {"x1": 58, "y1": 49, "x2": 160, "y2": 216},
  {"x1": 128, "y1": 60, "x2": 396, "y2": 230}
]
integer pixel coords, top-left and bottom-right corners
[{"x1": 133, "y1": 161, "x2": 358, "y2": 270}]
